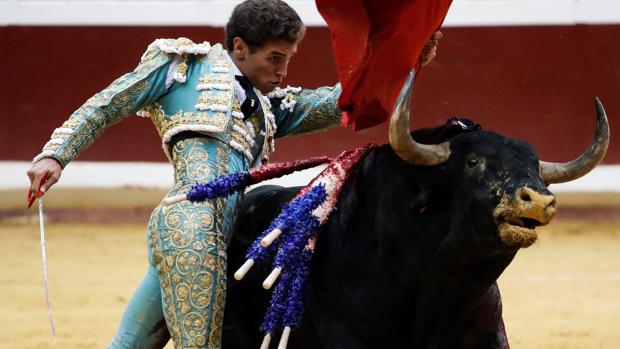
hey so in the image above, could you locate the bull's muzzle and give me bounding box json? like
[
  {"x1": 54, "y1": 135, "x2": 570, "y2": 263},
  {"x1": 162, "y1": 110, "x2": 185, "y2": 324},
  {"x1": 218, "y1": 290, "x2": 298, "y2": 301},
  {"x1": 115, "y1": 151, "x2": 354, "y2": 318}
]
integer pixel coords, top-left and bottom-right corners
[{"x1": 494, "y1": 187, "x2": 556, "y2": 248}]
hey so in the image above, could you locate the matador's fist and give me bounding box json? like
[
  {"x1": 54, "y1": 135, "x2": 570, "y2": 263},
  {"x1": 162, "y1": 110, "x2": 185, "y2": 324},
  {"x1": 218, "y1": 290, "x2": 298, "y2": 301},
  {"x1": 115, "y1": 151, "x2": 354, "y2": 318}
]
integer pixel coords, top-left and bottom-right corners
[
  {"x1": 420, "y1": 31, "x2": 443, "y2": 66},
  {"x1": 27, "y1": 157, "x2": 62, "y2": 206}
]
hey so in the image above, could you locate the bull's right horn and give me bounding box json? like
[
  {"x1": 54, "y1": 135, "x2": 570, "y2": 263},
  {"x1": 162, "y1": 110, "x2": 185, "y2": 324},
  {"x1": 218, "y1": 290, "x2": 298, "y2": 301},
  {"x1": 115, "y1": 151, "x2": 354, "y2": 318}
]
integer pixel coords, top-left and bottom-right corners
[
  {"x1": 540, "y1": 97, "x2": 610, "y2": 184},
  {"x1": 389, "y1": 69, "x2": 451, "y2": 166}
]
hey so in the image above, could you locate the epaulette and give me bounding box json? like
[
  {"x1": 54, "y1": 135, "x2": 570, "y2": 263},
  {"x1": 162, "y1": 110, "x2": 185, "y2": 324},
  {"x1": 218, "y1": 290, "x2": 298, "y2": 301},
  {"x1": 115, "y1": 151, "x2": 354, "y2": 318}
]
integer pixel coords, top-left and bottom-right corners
[{"x1": 140, "y1": 37, "x2": 211, "y2": 62}]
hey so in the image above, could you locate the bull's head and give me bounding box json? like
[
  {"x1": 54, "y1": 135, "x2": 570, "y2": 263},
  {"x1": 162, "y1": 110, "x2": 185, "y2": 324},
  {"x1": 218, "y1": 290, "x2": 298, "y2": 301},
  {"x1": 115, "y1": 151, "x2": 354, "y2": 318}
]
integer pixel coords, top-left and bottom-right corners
[{"x1": 389, "y1": 70, "x2": 609, "y2": 248}]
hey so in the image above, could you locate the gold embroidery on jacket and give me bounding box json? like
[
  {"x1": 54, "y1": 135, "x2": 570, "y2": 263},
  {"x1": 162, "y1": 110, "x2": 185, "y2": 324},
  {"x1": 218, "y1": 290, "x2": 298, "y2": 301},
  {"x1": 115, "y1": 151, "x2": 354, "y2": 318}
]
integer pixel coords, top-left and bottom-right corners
[
  {"x1": 197, "y1": 91, "x2": 230, "y2": 105},
  {"x1": 39, "y1": 50, "x2": 168, "y2": 167},
  {"x1": 177, "y1": 55, "x2": 189, "y2": 80},
  {"x1": 289, "y1": 86, "x2": 342, "y2": 136},
  {"x1": 145, "y1": 102, "x2": 229, "y2": 142},
  {"x1": 208, "y1": 139, "x2": 229, "y2": 348},
  {"x1": 199, "y1": 75, "x2": 233, "y2": 85}
]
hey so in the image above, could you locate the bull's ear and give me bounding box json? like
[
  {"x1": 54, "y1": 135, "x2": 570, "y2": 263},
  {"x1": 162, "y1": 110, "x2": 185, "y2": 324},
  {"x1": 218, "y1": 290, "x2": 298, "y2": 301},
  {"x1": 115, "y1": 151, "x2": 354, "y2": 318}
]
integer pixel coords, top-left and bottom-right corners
[{"x1": 539, "y1": 97, "x2": 609, "y2": 184}]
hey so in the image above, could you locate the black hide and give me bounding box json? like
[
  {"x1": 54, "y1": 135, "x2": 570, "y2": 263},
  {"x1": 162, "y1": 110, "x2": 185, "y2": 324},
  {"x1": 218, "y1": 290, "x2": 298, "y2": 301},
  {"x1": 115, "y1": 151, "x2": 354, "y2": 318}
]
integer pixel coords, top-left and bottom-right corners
[{"x1": 222, "y1": 121, "x2": 551, "y2": 349}]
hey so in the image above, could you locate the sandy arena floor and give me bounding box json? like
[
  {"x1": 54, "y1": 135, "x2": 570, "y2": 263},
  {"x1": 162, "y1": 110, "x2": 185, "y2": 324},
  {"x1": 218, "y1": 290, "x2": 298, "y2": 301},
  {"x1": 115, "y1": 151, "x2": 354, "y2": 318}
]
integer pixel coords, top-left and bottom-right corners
[{"x1": 0, "y1": 219, "x2": 618, "y2": 349}]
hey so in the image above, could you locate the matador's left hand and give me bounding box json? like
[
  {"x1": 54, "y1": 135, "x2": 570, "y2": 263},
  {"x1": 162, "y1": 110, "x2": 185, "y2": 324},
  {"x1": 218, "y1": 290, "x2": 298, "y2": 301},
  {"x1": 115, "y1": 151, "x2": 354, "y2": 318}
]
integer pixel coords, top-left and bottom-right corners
[{"x1": 420, "y1": 31, "x2": 443, "y2": 66}]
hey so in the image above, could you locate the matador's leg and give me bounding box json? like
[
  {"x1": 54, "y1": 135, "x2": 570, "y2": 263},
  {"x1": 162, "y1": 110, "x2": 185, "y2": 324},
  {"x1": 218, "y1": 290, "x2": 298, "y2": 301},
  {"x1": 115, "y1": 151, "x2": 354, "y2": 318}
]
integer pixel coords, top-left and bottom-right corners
[
  {"x1": 147, "y1": 137, "x2": 240, "y2": 349},
  {"x1": 148, "y1": 199, "x2": 229, "y2": 349}
]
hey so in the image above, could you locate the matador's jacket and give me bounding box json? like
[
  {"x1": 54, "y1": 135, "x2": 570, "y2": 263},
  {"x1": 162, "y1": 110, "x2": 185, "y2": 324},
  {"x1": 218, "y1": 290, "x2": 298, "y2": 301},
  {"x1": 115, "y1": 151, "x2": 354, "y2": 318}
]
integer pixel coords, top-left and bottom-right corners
[{"x1": 34, "y1": 38, "x2": 341, "y2": 349}]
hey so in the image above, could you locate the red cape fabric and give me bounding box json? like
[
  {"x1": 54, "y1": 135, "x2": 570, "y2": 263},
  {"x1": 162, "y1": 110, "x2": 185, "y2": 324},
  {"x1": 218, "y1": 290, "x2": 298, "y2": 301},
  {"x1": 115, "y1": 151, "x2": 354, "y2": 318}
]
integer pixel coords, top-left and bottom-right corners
[{"x1": 316, "y1": 0, "x2": 453, "y2": 130}]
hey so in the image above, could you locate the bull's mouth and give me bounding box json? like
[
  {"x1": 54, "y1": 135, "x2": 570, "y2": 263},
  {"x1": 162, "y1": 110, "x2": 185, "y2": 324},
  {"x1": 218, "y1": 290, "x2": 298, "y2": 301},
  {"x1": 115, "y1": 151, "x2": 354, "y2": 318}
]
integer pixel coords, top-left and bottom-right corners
[
  {"x1": 496, "y1": 215, "x2": 544, "y2": 248},
  {"x1": 493, "y1": 191, "x2": 556, "y2": 248}
]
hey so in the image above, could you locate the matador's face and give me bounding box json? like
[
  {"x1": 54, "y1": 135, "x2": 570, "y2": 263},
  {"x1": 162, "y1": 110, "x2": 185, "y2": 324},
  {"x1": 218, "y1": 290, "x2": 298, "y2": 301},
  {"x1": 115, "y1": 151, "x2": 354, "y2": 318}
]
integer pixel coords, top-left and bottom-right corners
[{"x1": 232, "y1": 38, "x2": 299, "y2": 94}]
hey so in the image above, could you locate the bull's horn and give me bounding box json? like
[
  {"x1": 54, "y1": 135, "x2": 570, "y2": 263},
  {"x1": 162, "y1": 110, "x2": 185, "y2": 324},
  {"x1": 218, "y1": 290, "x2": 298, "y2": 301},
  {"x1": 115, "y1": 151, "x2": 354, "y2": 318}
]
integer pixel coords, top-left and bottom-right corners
[
  {"x1": 389, "y1": 69, "x2": 450, "y2": 166},
  {"x1": 540, "y1": 97, "x2": 610, "y2": 184}
]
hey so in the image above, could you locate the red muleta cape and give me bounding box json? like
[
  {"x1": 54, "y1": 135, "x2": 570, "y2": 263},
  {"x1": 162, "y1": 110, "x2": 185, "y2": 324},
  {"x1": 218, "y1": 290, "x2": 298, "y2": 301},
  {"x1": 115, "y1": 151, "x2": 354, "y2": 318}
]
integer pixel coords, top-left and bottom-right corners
[{"x1": 316, "y1": 0, "x2": 453, "y2": 130}]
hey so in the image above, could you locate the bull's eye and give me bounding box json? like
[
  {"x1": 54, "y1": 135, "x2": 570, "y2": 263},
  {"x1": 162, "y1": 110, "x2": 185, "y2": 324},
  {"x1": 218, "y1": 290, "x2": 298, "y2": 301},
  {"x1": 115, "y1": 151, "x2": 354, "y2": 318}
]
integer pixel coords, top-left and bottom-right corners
[{"x1": 467, "y1": 159, "x2": 479, "y2": 168}]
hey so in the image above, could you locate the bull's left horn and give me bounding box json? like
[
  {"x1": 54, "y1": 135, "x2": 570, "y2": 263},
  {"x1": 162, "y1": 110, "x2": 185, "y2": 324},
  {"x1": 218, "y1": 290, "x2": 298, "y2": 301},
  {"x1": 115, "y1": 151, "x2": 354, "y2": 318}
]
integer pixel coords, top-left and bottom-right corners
[
  {"x1": 389, "y1": 69, "x2": 450, "y2": 166},
  {"x1": 540, "y1": 97, "x2": 610, "y2": 184}
]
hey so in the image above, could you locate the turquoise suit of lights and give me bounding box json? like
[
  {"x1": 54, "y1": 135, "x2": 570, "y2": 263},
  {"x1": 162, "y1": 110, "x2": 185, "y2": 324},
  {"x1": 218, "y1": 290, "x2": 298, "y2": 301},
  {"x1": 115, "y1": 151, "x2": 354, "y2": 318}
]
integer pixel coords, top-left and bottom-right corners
[{"x1": 34, "y1": 38, "x2": 341, "y2": 348}]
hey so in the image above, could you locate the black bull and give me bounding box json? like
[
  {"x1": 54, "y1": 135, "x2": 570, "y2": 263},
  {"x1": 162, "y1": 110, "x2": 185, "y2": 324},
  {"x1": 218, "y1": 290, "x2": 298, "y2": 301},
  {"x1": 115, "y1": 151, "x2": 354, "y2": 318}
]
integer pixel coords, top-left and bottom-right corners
[{"x1": 221, "y1": 100, "x2": 609, "y2": 347}]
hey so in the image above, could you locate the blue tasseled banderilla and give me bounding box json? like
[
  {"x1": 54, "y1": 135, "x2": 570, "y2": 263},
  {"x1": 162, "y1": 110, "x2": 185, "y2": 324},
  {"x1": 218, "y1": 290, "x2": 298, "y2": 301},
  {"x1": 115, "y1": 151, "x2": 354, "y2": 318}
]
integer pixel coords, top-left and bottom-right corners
[
  {"x1": 261, "y1": 249, "x2": 313, "y2": 334},
  {"x1": 245, "y1": 184, "x2": 325, "y2": 336},
  {"x1": 261, "y1": 260, "x2": 292, "y2": 332},
  {"x1": 186, "y1": 172, "x2": 251, "y2": 202},
  {"x1": 284, "y1": 249, "x2": 313, "y2": 329},
  {"x1": 245, "y1": 184, "x2": 326, "y2": 264},
  {"x1": 161, "y1": 156, "x2": 331, "y2": 207},
  {"x1": 272, "y1": 203, "x2": 321, "y2": 269}
]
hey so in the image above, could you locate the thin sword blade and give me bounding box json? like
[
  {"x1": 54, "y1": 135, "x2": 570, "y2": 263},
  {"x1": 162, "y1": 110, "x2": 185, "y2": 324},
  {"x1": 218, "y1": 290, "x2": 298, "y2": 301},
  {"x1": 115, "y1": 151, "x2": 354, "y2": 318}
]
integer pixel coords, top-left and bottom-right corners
[{"x1": 38, "y1": 198, "x2": 57, "y2": 340}]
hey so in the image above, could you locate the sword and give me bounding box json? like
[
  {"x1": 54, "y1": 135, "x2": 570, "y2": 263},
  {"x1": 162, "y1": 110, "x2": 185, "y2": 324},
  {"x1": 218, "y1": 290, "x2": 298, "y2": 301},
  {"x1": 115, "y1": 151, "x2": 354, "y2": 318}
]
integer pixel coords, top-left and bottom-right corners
[
  {"x1": 38, "y1": 197, "x2": 57, "y2": 340},
  {"x1": 30, "y1": 171, "x2": 57, "y2": 340}
]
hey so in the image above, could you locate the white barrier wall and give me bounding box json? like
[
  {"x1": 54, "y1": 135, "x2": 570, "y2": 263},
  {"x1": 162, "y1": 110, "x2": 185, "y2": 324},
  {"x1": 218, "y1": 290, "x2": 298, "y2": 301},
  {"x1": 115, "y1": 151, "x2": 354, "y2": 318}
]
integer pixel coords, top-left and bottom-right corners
[
  {"x1": 4, "y1": 161, "x2": 620, "y2": 192},
  {"x1": 1, "y1": 0, "x2": 620, "y2": 26}
]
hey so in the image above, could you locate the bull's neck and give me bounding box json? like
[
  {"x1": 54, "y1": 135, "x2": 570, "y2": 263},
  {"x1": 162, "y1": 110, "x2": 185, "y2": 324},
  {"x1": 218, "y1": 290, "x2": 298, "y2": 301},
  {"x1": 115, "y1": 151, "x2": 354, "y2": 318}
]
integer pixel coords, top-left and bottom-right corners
[{"x1": 342, "y1": 147, "x2": 517, "y2": 346}]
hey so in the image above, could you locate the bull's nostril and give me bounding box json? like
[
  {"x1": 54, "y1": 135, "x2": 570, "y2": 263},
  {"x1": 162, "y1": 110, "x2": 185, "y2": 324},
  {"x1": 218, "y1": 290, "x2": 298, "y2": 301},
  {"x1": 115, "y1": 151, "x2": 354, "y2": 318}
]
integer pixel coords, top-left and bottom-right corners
[{"x1": 520, "y1": 192, "x2": 531, "y2": 202}]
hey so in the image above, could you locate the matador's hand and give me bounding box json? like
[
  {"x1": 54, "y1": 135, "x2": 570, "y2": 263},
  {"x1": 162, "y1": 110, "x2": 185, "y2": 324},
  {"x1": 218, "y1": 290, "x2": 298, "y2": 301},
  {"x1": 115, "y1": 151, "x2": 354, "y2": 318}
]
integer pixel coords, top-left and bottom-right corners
[
  {"x1": 27, "y1": 157, "x2": 62, "y2": 204},
  {"x1": 420, "y1": 31, "x2": 443, "y2": 66}
]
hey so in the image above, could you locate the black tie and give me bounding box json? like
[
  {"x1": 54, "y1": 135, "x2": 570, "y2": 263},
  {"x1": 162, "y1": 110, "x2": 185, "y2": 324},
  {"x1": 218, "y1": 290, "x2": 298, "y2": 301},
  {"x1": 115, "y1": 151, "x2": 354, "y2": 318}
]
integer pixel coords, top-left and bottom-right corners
[{"x1": 235, "y1": 75, "x2": 259, "y2": 120}]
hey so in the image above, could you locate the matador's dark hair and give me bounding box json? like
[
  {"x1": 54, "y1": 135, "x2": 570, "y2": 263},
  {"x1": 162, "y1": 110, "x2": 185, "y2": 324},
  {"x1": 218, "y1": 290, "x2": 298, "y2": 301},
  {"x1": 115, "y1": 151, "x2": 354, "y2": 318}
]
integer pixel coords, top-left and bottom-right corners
[{"x1": 225, "y1": 0, "x2": 305, "y2": 52}]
